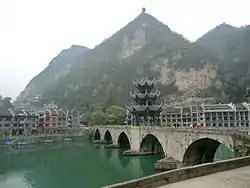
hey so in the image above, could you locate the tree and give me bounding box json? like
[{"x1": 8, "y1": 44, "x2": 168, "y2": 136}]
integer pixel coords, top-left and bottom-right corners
[
  {"x1": 90, "y1": 110, "x2": 107, "y2": 125},
  {"x1": 245, "y1": 87, "x2": 250, "y2": 102},
  {"x1": 105, "y1": 105, "x2": 126, "y2": 125},
  {"x1": 88, "y1": 104, "x2": 126, "y2": 125},
  {"x1": 89, "y1": 103, "x2": 106, "y2": 113},
  {"x1": 1, "y1": 97, "x2": 12, "y2": 108}
]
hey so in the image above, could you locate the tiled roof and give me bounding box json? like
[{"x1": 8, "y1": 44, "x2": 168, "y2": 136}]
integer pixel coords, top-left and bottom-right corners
[
  {"x1": 235, "y1": 103, "x2": 248, "y2": 110},
  {"x1": 13, "y1": 109, "x2": 26, "y2": 116},
  {"x1": 203, "y1": 104, "x2": 232, "y2": 111},
  {"x1": 162, "y1": 107, "x2": 181, "y2": 114},
  {"x1": 23, "y1": 110, "x2": 32, "y2": 116},
  {"x1": 57, "y1": 110, "x2": 66, "y2": 117},
  {"x1": 51, "y1": 109, "x2": 58, "y2": 116},
  {"x1": 182, "y1": 107, "x2": 191, "y2": 114}
]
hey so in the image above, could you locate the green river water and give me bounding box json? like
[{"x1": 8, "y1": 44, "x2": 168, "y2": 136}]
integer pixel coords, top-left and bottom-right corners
[
  {"x1": 0, "y1": 141, "x2": 161, "y2": 188},
  {"x1": 0, "y1": 140, "x2": 235, "y2": 188}
]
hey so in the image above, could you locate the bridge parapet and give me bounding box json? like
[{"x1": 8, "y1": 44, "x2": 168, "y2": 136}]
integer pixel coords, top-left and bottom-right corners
[
  {"x1": 92, "y1": 125, "x2": 249, "y2": 136},
  {"x1": 104, "y1": 156, "x2": 250, "y2": 188}
]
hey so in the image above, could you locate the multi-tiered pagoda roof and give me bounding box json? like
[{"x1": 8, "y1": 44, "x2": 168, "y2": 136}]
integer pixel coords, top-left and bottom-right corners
[
  {"x1": 126, "y1": 77, "x2": 162, "y2": 125},
  {"x1": 126, "y1": 104, "x2": 162, "y2": 113},
  {"x1": 132, "y1": 78, "x2": 157, "y2": 88},
  {"x1": 130, "y1": 90, "x2": 161, "y2": 99}
]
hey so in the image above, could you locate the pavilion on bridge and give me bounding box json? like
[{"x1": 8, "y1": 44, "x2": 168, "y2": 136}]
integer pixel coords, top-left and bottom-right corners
[{"x1": 125, "y1": 78, "x2": 162, "y2": 126}]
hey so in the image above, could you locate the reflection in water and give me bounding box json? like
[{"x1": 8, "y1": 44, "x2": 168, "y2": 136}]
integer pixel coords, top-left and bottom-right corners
[
  {"x1": 128, "y1": 157, "x2": 143, "y2": 177},
  {"x1": 0, "y1": 141, "x2": 160, "y2": 188},
  {"x1": 119, "y1": 153, "x2": 130, "y2": 168},
  {"x1": 95, "y1": 145, "x2": 101, "y2": 149},
  {"x1": 108, "y1": 149, "x2": 131, "y2": 169},
  {"x1": 105, "y1": 148, "x2": 113, "y2": 160},
  {"x1": 214, "y1": 144, "x2": 235, "y2": 161}
]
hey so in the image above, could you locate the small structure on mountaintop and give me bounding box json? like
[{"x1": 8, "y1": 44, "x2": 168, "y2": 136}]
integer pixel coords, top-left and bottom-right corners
[
  {"x1": 142, "y1": 7, "x2": 146, "y2": 13},
  {"x1": 126, "y1": 78, "x2": 162, "y2": 126}
]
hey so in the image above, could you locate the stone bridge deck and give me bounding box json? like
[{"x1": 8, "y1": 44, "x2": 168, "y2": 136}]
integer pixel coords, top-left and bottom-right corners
[
  {"x1": 94, "y1": 125, "x2": 250, "y2": 135},
  {"x1": 159, "y1": 165, "x2": 250, "y2": 188}
]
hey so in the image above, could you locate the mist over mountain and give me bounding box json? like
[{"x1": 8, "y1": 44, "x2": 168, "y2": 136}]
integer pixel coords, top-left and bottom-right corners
[{"x1": 17, "y1": 45, "x2": 89, "y2": 102}]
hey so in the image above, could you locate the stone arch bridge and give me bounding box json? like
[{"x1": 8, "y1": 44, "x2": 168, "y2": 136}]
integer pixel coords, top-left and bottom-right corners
[{"x1": 92, "y1": 125, "x2": 250, "y2": 166}]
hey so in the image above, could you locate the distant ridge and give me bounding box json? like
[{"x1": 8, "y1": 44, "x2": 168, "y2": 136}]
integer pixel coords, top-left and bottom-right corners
[{"x1": 16, "y1": 45, "x2": 89, "y2": 102}]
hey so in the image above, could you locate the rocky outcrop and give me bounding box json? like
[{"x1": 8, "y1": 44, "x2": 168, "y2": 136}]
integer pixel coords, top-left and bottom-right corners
[{"x1": 120, "y1": 28, "x2": 147, "y2": 59}]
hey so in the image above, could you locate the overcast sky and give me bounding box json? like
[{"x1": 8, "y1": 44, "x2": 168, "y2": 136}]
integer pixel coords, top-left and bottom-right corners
[{"x1": 0, "y1": 0, "x2": 249, "y2": 100}]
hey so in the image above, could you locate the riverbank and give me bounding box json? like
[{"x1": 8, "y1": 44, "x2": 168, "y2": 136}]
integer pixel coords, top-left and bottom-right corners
[
  {"x1": 104, "y1": 156, "x2": 250, "y2": 188},
  {"x1": 0, "y1": 131, "x2": 90, "y2": 146}
]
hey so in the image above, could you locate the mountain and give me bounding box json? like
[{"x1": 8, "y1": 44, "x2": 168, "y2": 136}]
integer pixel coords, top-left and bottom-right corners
[
  {"x1": 196, "y1": 24, "x2": 250, "y2": 102},
  {"x1": 18, "y1": 11, "x2": 225, "y2": 110},
  {"x1": 16, "y1": 45, "x2": 89, "y2": 102}
]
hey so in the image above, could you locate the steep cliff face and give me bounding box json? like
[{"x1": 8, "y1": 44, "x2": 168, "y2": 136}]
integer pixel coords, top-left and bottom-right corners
[
  {"x1": 196, "y1": 24, "x2": 250, "y2": 102},
  {"x1": 18, "y1": 11, "x2": 224, "y2": 109},
  {"x1": 17, "y1": 45, "x2": 89, "y2": 102}
]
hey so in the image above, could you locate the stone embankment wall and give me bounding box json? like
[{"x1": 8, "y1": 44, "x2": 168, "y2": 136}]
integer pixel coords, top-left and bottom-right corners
[{"x1": 103, "y1": 156, "x2": 250, "y2": 188}]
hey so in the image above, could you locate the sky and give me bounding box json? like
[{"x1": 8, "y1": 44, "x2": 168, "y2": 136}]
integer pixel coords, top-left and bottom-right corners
[{"x1": 0, "y1": 0, "x2": 250, "y2": 100}]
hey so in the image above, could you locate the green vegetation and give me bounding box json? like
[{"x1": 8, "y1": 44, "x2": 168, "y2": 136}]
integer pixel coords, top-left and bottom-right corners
[
  {"x1": 197, "y1": 24, "x2": 250, "y2": 102},
  {"x1": 245, "y1": 88, "x2": 250, "y2": 102},
  {"x1": 0, "y1": 95, "x2": 12, "y2": 109},
  {"x1": 17, "y1": 13, "x2": 250, "y2": 115},
  {"x1": 88, "y1": 104, "x2": 126, "y2": 125}
]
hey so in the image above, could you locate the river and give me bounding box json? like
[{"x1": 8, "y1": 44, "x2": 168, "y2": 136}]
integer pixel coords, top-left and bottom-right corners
[
  {"x1": 0, "y1": 141, "x2": 161, "y2": 188},
  {"x1": 0, "y1": 139, "x2": 235, "y2": 188}
]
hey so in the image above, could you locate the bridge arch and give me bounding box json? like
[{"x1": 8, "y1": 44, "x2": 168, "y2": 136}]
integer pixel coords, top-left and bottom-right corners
[
  {"x1": 94, "y1": 129, "x2": 101, "y2": 140},
  {"x1": 182, "y1": 137, "x2": 233, "y2": 166},
  {"x1": 104, "y1": 130, "x2": 112, "y2": 143},
  {"x1": 139, "y1": 134, "x2": 165, "y2": 157},
  {"x1": 117, "y1": 132, "x2": 131, "y2": 149}
]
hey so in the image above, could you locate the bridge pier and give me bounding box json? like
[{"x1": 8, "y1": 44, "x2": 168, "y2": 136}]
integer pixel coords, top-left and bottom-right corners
[
  {"x1": 130, "y1": 126, "x2": 140, "y2": 152},
  {"x1": 155, "y1": 157, "x2": 182, "y2": 171}
]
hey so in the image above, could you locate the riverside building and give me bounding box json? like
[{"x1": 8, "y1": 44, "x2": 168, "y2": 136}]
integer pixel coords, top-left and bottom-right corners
[
  {"x1": 161, "y1": 102, "x2": 250, "y2": 128},
  {"x1": 0, "y1": 107, "x2": 13, "y2": 137},
  {"x1": 0, "y1": 103, "x2": 81, "y2": 137}
]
